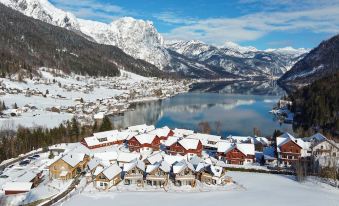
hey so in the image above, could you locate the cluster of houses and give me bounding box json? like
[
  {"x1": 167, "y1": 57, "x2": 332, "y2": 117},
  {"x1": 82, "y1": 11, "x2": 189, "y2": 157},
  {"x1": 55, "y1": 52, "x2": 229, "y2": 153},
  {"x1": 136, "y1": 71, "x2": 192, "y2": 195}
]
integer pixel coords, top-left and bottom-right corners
[{"x1": 0, "y1": 68, "x2": 190, "y2": 126}]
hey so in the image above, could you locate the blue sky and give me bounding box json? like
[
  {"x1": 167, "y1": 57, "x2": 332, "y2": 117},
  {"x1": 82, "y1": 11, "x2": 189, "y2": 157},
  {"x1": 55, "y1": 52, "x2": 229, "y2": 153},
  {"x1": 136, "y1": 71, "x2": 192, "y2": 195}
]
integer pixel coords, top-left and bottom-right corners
[{"x1": 50, "y1": 0, "x2": 339, "y2": 49}]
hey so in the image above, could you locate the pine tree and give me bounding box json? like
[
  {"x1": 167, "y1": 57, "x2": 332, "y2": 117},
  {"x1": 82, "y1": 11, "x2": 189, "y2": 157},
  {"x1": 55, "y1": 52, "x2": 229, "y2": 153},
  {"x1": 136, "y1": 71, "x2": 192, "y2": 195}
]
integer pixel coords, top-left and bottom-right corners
[
  {"x1": 70, "y1": 117, "x2": 79, "y2": 139},
  {"x1": 13, "y1": 102, "x2": 18, "y2": 109},
  {"x1": 99, "y1": 116, "x2": 112, "y2": 132}
]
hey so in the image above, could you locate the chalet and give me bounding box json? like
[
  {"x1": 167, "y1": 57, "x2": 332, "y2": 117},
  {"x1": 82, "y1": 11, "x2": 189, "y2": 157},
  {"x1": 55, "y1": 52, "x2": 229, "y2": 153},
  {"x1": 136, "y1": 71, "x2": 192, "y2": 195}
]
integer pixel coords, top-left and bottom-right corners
[
  {"x1": 16, "y1": 170, "x2": 43, "y2": 188},
  {"x1": 261, "y1": 146, "x2": 277, "y2": 166},
  {"x1": 163, "y1": 136, "x2": 181, "y2": 151},
  {"x1": 168, "y1": 138, "x2": 203, "y2": 158},
  {"x1": 276, "y1": 133, "x2": 311, "y2": 167},
  {"x1": 309, "y1": 133, "x2": 339, "y2": 168},
  {"x1": 145, "y1": 161, "x2": 171, "y2": 187},
  {"x1": 149, "y1": 126, "x2": 174, "y2": 142},
  {"x1": 93, "y1": 151, "x2": 119, "y2": 164},
  {"x1": 49, "y1": 153, "x2": 90, "y2": 180},
  {"x1": 82, "y1": 131, "x2": 137, "y2": 149},
  {"x1": 123, "y1": 159, "x2": 145, "y2": 186},
  {"x1": 172, "y1": 160, "x2": 196, "y2": 187},
  {"x1": 200, "y1": 165, "x2": 230, "y2": 185},
  {"x1": 186, "y1": 133, "x2": 222, "y2": 151},
  {"x1": 128, "y1": 134, "x2": 161, "y2": 153},
  {"x1": 95, "y1": 164, "x2": 122, "y2": 190},
  {"x1": 3, "y1": 182, "x2": 33, "y2": 195},
  {"x1": 217, "y1": 142, "x2": 255, "y2": 165}
]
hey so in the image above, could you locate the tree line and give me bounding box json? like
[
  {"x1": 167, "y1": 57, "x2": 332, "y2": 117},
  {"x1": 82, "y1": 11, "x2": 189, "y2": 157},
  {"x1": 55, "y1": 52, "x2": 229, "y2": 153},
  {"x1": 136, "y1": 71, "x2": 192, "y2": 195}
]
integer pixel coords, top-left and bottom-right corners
[{"x1": 0, "y1": 116, "x2": 112, "y2": 163}]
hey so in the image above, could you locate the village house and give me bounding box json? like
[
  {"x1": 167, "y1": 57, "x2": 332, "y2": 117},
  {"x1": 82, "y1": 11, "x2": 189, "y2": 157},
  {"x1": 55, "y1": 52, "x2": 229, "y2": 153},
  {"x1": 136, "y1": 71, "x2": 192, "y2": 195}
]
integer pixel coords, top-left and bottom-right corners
[
  {"x1": 200, "y1": 165, "x2": 230, "y2": 185},
  {"x1": 95, "y1": 164, "x2": 122, "y2": 190},
  {"x1": 16, "y1": 170, "x2": 43, "y2": 188},
  {"x1": 168, "y1": 138, "x2": 203, "y2": 158},
  {"x1": 144, "y1": 151, "x2": 164, "y2": 165},
  {"x1": 172, "y1": 128, "x2": 194, "y2": 137},
  {"x1": 82, "y1": 131, "x2": 137, "y2": 149},
  {"x1": 123, "y1": 159, "x2": 145, "y2": 186},
  {"x1": 149, "y1": 126, "x2": 174, "y2": 142},
  {"x1": 49, "y1": 153, "x2": 90, "y2": 180},
  {"x1": 276, "y1": 133, "x2": 311, "y2": 167},
  {"x1": 128, "y1": 133, "x2": 161, "y2": 153},
  {"x1": 145, "y1": 160, "x2": 171, "y2": 187},
  {"x1": 117, "y1": 152, "x2": 140, "y2": 167},
  {"x1": 217, "y1": 142, "x2": 255, "y2": 165},
  {"x1": 172, "y1": 160, "x2": 196, "y2": 187}
]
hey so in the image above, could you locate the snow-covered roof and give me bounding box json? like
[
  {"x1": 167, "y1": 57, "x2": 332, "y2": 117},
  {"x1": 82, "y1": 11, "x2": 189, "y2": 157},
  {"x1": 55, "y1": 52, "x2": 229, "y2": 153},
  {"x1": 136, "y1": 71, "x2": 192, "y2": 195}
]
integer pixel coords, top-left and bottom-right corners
[
  {"x1": 145, "y1": 152, "x2": 163, "y2": 165},
  {"x1": 149, "y1": 126, "x2": 171, "y2": 137},
  {"x1": 117, "y1": 152, "x2": 140, "y2": 163},
  {"x1": 304, "y1": 133, "x2": 327, "y2": 142},
  {"x1": 217, "y1": 142, "x2": 235, "y2": 153},
  {"x1": 3, "y1": 182, "x2": 33, "y2": 191},
  {"x1": 16, "y1": 171, "x2": 39, "y2": 182},
  {"x1": 228, "y1": 135, "x2": 253, "y2": 143},
  {"x1": 163, "y1": 154, "x2": 185, "y2": 165},
  {"x1": 102, "y1": 164, "x2": 122, "y2": 180},
  {"x1": 88, "y1": 158, "x2": 101, "y2": 171},
  {"x1": 61, "y1": 153, "x2": 85, "y2": 167},
  {"x1": 133, "y1": 133, "x2": 158, "y2": 144},
  {"x1": 123, "y1": 159, "x2": 145, "y2": 172},
  {"x1": 173, "y1": 160, "x2": 194, "y2": 174},
  {"x1": 163, "y1": 136, "x2": 180, "y2": 147},
  {"x1": 237, "y1": 143, "x2": 255, "y2": 156},
  {"x1": 127, "y1": 124, "x2": 155, "y2": 133},
  {"x1": 93, "y1": 151, "x2": 118, "y2": 161},
  {"x1": 277, "y1": 132, "x2": 310, "y2": 150},
  {"x1": 172, "y1": 128, "x2": 194, "y2": 137},
  {"x1": 178, "y1": 138, "x2": 201, "y2": 150},
  {"x1": 93, "y1": 165, "x2": 105, "y2": 176},
  {"x1": 187, "y1": 133, "x2": 221, "y2": 142}
]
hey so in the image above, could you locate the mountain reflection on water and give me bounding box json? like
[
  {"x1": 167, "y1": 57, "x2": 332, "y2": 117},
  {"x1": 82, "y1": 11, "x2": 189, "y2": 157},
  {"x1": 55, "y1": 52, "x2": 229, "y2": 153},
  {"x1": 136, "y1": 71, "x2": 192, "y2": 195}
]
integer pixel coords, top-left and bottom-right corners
[{"x1": 111, "y1": 81, "x2": 293, "y2": 137}]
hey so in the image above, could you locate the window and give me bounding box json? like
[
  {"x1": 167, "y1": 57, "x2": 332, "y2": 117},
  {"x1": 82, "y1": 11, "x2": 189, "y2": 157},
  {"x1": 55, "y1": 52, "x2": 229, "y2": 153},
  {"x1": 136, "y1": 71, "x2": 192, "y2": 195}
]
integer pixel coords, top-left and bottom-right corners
[{"x1": 100, "y1": 182, "x2": 103, "y2": 186}]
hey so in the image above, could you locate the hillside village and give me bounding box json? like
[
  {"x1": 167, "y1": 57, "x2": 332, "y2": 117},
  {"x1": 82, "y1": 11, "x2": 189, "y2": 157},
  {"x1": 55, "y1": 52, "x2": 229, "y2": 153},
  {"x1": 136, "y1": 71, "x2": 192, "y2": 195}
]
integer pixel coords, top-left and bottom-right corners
[
  {"x1": 0, "y1": 68, "x2": 191, "y2": 128},
  {"x1": 0, "y1": 124, "x2": 338, "y2": 205}
]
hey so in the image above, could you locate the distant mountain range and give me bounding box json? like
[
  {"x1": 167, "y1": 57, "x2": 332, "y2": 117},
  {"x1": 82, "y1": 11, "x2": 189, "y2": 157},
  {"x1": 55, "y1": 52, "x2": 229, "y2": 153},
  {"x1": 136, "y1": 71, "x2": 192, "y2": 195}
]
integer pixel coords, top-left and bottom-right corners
[
  {"x1": 0, "y1": 0, "x2": 311, "y2": 79},
  {"x1": 278, "y1": 34, "x2": 339, "y2": 89}
]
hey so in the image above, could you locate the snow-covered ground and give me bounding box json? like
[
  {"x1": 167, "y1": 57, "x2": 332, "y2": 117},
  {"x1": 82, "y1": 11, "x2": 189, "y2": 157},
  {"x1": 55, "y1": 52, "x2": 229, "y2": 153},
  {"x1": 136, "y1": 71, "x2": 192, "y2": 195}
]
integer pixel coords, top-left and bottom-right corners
[
  {"x1": 60, "y1": 171, "x2": 339, "y2": 206},
  {"x1": 0, "y1": 68, "x2": 190, "y2": 128}
]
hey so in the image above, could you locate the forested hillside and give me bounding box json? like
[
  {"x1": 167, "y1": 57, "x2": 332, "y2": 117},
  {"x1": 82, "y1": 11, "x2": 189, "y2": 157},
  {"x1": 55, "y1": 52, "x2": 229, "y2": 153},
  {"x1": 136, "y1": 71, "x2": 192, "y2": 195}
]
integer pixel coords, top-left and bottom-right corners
[
  {"x1": 290, "y1": 72, "x2": 339, "y2": 137},
  {"x1": 0, "y1": 3, "x2": 163, "y2": 77}
]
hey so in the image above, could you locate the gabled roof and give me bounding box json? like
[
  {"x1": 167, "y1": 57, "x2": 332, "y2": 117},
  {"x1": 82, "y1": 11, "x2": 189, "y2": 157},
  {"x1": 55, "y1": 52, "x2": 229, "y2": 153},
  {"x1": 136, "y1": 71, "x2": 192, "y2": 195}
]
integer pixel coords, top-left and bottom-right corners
[
  {"x1": 3, "y1": 182, "x2": 33, "y2": 191},
  {"x1": 304, "y1": 133, "x2": 327, "y2": 143},
  {"x1": 87, "y1": 158, "x2": 101, "y2": 171},
  {"x1": 236, "y1": 143, "x2": 255, "y2": 156},
  {"x1": 187, "y1": 133, "x2": 221, "y2": 142},
  {"x1": 217, "y1": 142, "x2": 235, "y2": 153},
  {"x1": 123, "y1": 159, "x2": 145, "y2": 172},
  {"x1": 163, "y1": 136, "x2": 180, "y2": 147},
  {"x1": 93, "y1": 165, "x2": 105, "y2": 176},
  {"x1": 277, "y1": 132, "x2": 308, "y2": 150},
  {"x1": 173, "y1": 160, "x2": 195, "y2": 174},
  {"x1": 178, "y1": 138, "x2": 201, "y2": 150},
  {"x1": 149, "y1": 126, "x2": 171, "y2": 137},
  {"x1": 133, "y1": 133, "x2": 158, "y2": 144},
  {"x1": 102, "y1": 164, "x2": 122, "y2": 180},
  {"x1": 145, "y1": 151, "x2": 163, "y2": 165},
  {"x1": 61, "y1": 153, "x2": 85, "y2": 167}
]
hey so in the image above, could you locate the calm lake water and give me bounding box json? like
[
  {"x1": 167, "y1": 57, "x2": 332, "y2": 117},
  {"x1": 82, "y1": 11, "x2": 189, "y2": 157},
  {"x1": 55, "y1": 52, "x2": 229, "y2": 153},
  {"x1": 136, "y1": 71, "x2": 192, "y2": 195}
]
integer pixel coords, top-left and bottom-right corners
[{"x1": 111, "y1": 81, "x2": 293, "y2": 137}]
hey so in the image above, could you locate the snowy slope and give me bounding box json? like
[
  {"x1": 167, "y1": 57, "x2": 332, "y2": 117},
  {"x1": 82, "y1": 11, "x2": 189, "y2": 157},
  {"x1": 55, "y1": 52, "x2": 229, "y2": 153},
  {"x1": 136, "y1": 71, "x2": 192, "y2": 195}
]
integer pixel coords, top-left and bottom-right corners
[
  {"x1": 1, "y1": 0, "x2": 80, "y2": 30},
  {"x1": 79, "y1": 18, "x2": 171, "y2": 69}
]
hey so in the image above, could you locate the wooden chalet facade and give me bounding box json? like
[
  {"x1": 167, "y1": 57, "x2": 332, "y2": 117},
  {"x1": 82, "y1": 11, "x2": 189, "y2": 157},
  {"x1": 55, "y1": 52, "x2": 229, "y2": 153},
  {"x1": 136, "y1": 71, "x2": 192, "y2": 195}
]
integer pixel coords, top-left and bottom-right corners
[
  {"x1": 49, "y1": 153, "x2": 90, "y2": 180},
  {"x1": 123, "y1": 160, "x2": 145, "y2": 186},
  {"x1": 217, "y1": 142, "x2": 255, "y2": 165},
  {"x1": 172, "y1": 161, "x2": 196, "y2": 187},
  {"x1": 94, "y1": 164, "x2": 122, "y2": 190},
  {"x1": 128, "y1": 134, "x2": 161, "y2": 153},
  {"x1": 145, "y1": 162, "x2": 171, "y2": 187},
  {"x1": 279, "y1": 139, "x2": 302, "y2": 166},
  {"x1": 168, "y1": 139, "x2": 203, "y2": 157}
]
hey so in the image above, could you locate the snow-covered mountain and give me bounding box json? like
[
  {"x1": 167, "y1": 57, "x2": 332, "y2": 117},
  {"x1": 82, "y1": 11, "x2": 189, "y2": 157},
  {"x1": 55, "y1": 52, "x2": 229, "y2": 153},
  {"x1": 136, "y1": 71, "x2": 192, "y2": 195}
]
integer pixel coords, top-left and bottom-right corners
[
  {"x1": 166, "y1": 40, "x2": 308, "y2": 77},
  {"x1": 1, "y1": 0, "x2": 80, "y2": 30},
  {"x1": 279, "y1": 34, "x2": 339, "y2": 87},
  {"x1": 0, "y1": 0, "x2": 309, "y2": 79},
  {"x1": 78, "y1": 18, "x2": 170, "y2": 69}
]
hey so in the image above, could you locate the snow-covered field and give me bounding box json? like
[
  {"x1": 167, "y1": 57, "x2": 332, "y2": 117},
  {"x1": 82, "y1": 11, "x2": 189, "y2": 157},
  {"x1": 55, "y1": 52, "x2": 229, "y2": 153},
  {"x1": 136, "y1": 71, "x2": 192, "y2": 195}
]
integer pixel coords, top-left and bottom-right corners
[{"x1": 60, "y1": 171, "x2": 339, "y2": 206}]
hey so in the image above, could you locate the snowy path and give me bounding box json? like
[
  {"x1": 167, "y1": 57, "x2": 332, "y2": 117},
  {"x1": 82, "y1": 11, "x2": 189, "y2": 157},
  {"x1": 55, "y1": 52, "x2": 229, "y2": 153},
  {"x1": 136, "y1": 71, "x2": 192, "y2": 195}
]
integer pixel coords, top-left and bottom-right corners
[{"x1": 60, "y1": 171, "x2": 339, "y2": 206}]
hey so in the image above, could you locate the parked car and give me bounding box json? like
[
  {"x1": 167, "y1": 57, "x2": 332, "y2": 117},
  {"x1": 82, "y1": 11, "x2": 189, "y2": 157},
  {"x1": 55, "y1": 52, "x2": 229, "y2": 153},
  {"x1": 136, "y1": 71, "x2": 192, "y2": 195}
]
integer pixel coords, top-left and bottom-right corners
[
  {"x1": 33, "y1": 154, "x2": 40, "y2": 158},
  {"x1": 28, "y1": 156, "x2": 36, "y2": 160},
  {"x1": 19, "y1": 160, "x2": 30, "y2": 166},
  {"x1": 0, "y1": 174, "x2": 9, "y2": 178},
  {"x1": 7, "y1": 164, "x2": 14, "y2": 168}
]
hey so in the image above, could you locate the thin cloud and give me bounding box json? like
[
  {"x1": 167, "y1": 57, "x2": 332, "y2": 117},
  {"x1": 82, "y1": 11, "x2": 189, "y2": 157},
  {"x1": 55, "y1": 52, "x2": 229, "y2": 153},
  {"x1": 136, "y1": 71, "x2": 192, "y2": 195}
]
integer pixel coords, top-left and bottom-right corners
[
  {"x1": 163, "y1": 5, "x2": 339, "y2": 45},
  {"x1": 155, "y1": 12, "x2": 196, "y2": 25}
]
